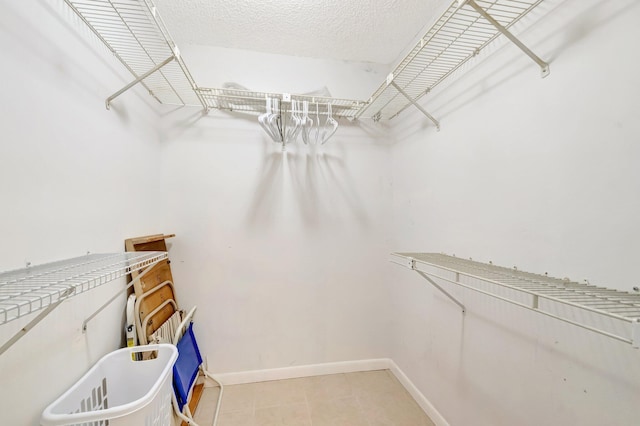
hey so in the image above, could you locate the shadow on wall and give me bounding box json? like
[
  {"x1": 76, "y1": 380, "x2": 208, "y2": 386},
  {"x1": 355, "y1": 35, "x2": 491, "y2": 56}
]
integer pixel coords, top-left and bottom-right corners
[
  {"x1": 27, "y1": 0, "x2": 162, "y2": 118},
  {"x1": 394, "y1": 0, "x2": 636, "y2": 142},
  {"x1": 542, "y1": 0, "x2": 638, "y2": 63},
  {"x1": 245, "y1": 137, "x2": 371, "y2": 229},
  {"x1": 409, "y1": 280, "x2": 640, "y2": 425}
]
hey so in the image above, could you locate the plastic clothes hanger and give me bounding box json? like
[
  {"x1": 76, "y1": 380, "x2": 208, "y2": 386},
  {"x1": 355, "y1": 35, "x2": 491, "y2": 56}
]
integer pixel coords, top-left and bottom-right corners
[
  {"x1": 301, "y1": 101, "x2": 313, "y2": 145},
  {"x1": 285, "y1": 100, "x2": 300, "y2": 143},
  {"x1": 289, "y1": 100, "x2": 303, "y2": 143},
  {"x1": 321, "y1": 103, "x2": 338, "y2": 144},
  {"x1": 314, "y1": 102, "x2": 321, "y2": 144},
  {"x1": 258, "y1": 97, "x2": 277, "y2": 142},
  {"x1": 268, "y1": 98, "x2": 283, "y2": 143}
]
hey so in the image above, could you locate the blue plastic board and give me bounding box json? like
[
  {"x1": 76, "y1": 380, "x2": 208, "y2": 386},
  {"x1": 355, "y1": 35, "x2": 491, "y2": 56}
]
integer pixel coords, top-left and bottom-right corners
[{"x1": 173, "y1": 323, "x2": 203, "y2": 410}]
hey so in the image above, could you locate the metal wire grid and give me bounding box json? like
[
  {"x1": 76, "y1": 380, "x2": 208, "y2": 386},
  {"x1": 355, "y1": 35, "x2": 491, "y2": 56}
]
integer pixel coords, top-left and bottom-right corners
[
  {"x1": 357, "y1": 0, "x2": 544, "y2": 120},
  {"x1": 197, "y1": 88, "x2": 366, "y2": 119},
  {"x1": 397, "y1": 253, "x2": 640, "y2": 321},
  {"x1": 63, "y1": 0, "x2": 204, "y2": 107},
  {"x1": 0, "y1": 252, "x2": 167, "y2": 325}
]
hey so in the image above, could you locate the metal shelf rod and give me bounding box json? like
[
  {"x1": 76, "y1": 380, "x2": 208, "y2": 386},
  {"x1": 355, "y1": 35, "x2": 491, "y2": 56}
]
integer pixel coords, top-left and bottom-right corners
[
  {"x1": 0, "y1": 287, "x2": 75, "y2": 357},
  {"x1": 105, "y1": 54, "x2": 174, "y2": 109},
  {"x1": 416, "y1": 270, "x2": 466, "y2": 313},
  {"x1": 390, "y1": 81, "x2": 440, "y2": 130},
  {"x1": 463, "y1": 0, "x2": 550, "y2": 77}
]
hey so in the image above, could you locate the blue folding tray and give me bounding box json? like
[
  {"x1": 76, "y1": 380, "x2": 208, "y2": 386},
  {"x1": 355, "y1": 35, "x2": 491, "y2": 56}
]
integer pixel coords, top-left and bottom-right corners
[{"x1": 173, "y1": 323, "x2": 203, "y2": 411}]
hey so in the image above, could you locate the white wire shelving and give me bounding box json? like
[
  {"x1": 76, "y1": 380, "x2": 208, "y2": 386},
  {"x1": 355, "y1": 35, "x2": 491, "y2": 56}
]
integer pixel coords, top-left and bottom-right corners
[
  {"x1": 197, "y1": 87, "x2": 366, "y2": 119},
  {"x1": 356, "y1": 0, "x2": 549, "y2": 126},
  {"x1": 391, "y1": 253, "x2": 640, "y2": 348},
  {"x1": 61, "y1": 0, "x2": 549, "y2": 127},
  {"x1": 0, "y1": 252, "x2": 166, "y2": 325},
  {"x1": 63, "y1": 0, "x2": 205, "y2": 109},
  {"x1": 61, "y1": 0, "x2": 366, "y2": 116}
]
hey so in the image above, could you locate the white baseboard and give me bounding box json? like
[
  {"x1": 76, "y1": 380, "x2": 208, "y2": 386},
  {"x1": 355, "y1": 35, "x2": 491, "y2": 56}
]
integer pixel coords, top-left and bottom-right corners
[
  {"x1": 387, "y1": 359, "x2": 450, "y2": 426},
  {"x1": 213, "y1": 358, "x2": 449, "y2": 426},
  {"x1": 214, "y1": 358, "x2": 392, "y2": 385}
]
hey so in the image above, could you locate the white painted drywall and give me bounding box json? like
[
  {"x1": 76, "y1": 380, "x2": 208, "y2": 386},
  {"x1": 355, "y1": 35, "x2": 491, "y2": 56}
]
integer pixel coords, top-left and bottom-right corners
[
  {"x1": 156, "y1": 43, "x2": 394, "y2": 373},
  {"x1": 178, "y1": 43, "x2": 390, "y2": 100},
  {"x1": 3, "y1": 0, "x2": 640, "y2": 425},
  {"x1": 388, "y1": 0, "x2": 640, "y2": 424},
  {"x1": 0, "y1": 1, "x2": 166, "y2": 424},
  {"x1": 157, "y1": 113, "x2": 394, "y2": 375}
]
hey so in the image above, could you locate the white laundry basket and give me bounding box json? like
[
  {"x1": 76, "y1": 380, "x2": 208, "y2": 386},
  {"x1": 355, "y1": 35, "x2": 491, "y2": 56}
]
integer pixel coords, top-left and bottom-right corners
[{"x1": 41, "y1": 344, "x2": 178, "y2": 426}]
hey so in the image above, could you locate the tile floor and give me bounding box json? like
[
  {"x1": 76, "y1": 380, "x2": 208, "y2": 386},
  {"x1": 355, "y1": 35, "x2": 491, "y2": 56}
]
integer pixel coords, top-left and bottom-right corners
[{"x1": 192, "y1": 370, "x2": 436, "y2": 426}]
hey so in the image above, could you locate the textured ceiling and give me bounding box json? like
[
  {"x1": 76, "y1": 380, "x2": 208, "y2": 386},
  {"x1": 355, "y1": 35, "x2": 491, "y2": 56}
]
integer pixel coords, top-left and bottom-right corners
[{"x1": 155, "y1": 0, "x2": 445, "y2": 65}]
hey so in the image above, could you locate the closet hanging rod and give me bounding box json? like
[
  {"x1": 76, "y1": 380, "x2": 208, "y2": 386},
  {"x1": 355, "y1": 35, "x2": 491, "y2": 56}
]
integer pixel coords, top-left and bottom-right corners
[{"x1": 197, "y1": 88, "x2": 366, "y2": 119}]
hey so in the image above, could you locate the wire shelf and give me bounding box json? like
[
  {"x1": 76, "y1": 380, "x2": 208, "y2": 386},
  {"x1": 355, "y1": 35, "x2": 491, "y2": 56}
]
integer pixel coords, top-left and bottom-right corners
[
  {"x1": 0, "y1": 252, "x2": 167, "y2": 325},
  {"x1": 357, "y1": 0, "x2": 545, "y2": 121},
  {"x1": 391, "y1": 253, "x2": 640, "y2": 347},
  {"x1": 63, "y1": 0, "x2": 204, "y2": 107},
  {"x1": 197, "y1": 87, "x2": 366, "y2": 119}
]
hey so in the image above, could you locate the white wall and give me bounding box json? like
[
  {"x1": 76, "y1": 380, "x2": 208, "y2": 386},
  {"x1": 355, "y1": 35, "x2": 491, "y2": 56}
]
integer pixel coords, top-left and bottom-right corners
[
  {"x1": 0, "y1": 1, "x2": 165, "y2": 424},
  {"x1": 157, "y1": 44, "x2": 394, "y2": 373},
  {"x1": 0, "y1": 4, "x2": 394, "y2": 424},
  {"x1": 179, "y1": 43, "x2": 389, "y2": 100},
  {"x1": 3, "y1": 0, "x2": 639, "y2": 425},
  {"x1": 388, "y1": 0, "x2": 640, "y2": 425}
]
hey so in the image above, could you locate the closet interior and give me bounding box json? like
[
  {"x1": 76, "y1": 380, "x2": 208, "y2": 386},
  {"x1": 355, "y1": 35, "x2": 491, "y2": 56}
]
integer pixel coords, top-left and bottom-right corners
[{"x1": 1, "y1": 0, "x2": 639, "y2": 425}]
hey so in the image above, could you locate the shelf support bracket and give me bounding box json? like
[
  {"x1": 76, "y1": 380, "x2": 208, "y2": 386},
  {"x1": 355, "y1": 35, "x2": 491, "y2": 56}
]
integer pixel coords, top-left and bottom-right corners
[
  {"x1": 463, "y1": 0, "x2": 550, "y2": 78},
  {"x1": 82, "y1": 281, "x2": 134, "y2": 333},
  {"x1": 415, "y1": 270, "x2": 466, "y2": 313},
  {"x1": 82, "y1": 262, "x2": 157, "y2": 333},
  {"x1": 0, "y1": 287, "x2": 75, "y2": 357},
  {"x1": 106, "y1": 55, "x2": 176, "y2": 109},
  {"x1": 404, "y1": 258, "x2": 465, "y2": 313},
  {"x1": 390, "y1": 81, "x2": 440, "y2": 131}
]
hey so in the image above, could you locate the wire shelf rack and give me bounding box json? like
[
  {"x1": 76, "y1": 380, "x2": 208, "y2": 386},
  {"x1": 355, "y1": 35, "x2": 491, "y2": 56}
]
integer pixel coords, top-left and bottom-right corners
[
  {"x1": 197, "y1": 87, "x2": 366, "y2": 119},
  {"x1": 357, "y1": 0, "x2": 546, "y2": 121},
  {"x1": 63, "y1": 0, "x2": 204, "y2": 108},
  {"x1": 60, "y1": 0, "x2": 549, "y2": 124},
  {"x1": 391, "y1": 253, "x2": 640, "y2": 347},
  {"x1": 0, "y1": 252, "x2": 167, "y2": 325}
]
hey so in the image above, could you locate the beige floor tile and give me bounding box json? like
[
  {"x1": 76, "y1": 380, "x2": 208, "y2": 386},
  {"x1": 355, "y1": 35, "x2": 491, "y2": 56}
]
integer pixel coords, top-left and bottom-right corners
[
  {"x1": 279, "y1": 403, "x2": 312, "y2": 425},
  {"x1": 361, "y1": 390, "x2": 435, "y2": 426},
  {"x1": 309, "y1": 396, "x2": 363, "y2": 424},
  {"x1": 254, "y1": 406, "x2": 281, "y2": 426},
  {"x1": 254, "y1": 379, "x2": 307, "y2": 408},
  {"x1": 367, "y1": 418, "x2": 395, "y2": 426},
  {"x1": 220, "y1": 383, "x2": 257, "y2": 413},
  {"x1": 311, "y1": 414, "x2": 370, "y2": 426},
  {"x1": 346, "y1": 370, "x2": 405, "y2": 396},
  {"x1": 216, "y1": 408, "x2": 255, "y2": 426},
  {"x1": 303, "y1": 373, "x2": 353, "y2": 403},
  {"x1": 196, "y1": 370, "x2": 436, "y2": 426},
  {"x1": 194, "y1": 386, "x2": 221, "y2": 421}
]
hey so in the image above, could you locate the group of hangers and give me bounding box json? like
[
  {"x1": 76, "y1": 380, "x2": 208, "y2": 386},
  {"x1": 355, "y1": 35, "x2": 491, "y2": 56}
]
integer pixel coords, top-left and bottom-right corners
[{"x1": 258, "y1": 97, "x2": 338, "y2": 149}]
